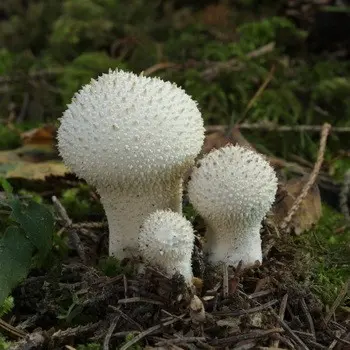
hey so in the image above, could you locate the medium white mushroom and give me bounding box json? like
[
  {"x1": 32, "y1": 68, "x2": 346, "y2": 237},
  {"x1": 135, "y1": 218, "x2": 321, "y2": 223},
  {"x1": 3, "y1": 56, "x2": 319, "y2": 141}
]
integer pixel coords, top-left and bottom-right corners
[
  {"x1": 187, "y1": 145, "x2": 278, "y2": 267},
  {"x1": 57, "y1": 69, "x2": 204, "y2": 259},
  {"x1": 138, "y1": 209, "x2": 194, "y2": 284}
]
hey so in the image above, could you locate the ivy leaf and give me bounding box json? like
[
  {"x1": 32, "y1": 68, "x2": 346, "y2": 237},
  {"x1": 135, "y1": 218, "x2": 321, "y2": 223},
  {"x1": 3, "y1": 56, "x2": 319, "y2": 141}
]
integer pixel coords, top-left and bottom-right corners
[
  {"x1": 0, "y1": 226, "x2": 34, "y2": 305},
  {"x1": 9, "y1": 198, "x2": 54, "y2": 259}
]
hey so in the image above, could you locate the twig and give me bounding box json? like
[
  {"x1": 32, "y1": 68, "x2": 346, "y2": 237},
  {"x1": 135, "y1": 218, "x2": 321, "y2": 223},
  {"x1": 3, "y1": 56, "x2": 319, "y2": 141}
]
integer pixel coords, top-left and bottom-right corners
[
  {"x1": 71, "y1": 222, "x2": 107, "y2": 229},
  {"x1": 0, "y1": 319, "x2": 27, "y2": 339},
  {"x1": 201, "y1": 42, "x2": 275, "y2": 80},
  {"x1": 108, "y1": 305, "x2": 143, "y2": 331},
  {"x1": 52, "y1": 195, "x2": 86, "y2": 262},
  {"x1": 271, "y1": 293, "x2": 288, "y2": 348},
  {"x1": 117, "y1": 297, "x2": 164, "y2": 306},
  {"x1": 323, "y1": 278, "x2": 350, "y2": 326},
  {"x1": 205, "y1": 123, "x2": 350, "y2": 133},
  {"x1": 247, "y1": 289, "x2": 274, "y2": 299},
  {"x1": 212, "y1": 299, "x2": 278, "y2": 317},
  {"x1": 280, "y1": 123, "x2": 331, "y2": 231},
  {"x1": 210, "y1": 328, "x2": 283, "y2": 346},
  {"x1": 238, "y1": 64, "x2": 276, "y2": 124},
  {"x1": 119, "y1": 317, "x2": 182, "y2": 350},
  {"x1": 52, "y1": 321, "x2": 102, "y2": 340},
  {"x1": 143, "y1": 62, "x2": 179, "y2": 76},
  {"x1": 103, "y1": 315, "x2": 120, "y2": 350},
  {"x1": 300, "y1": 298, "x2": 316, "y2": 339},
  {"x1": 155, "y1": 336, "x2": 206, "y2": 346},
  {"x1": 52, "y1": 195, "x2": 72, "y2": 226},
  {"x1": 222, "y1": 263, "x2": 229, "y2": 297},
  {"x1": 271, "y1": 310, "x2": 310, "y2": 350}
]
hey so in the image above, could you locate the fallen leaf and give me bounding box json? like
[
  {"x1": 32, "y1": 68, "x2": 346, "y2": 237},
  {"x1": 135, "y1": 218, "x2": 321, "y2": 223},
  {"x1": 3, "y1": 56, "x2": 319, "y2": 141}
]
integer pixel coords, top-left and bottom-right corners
[
  {"x1": 271, "y1": 176, "x2": 322, "y2": 235},
  {"x1": 199, "y1": 3, "x2": 231, "y2": 28},
  {"x1": 0, "y1": 145, "x2": 68, "y2": 181},
  {"x1": 5, "y1": 162, "x2": 68, "y2": 180},
  {"x1": 202, "y1": 131, "x2": 231, "y2": 154},
  {"x1": 20, "y1": 124, "x2": 56, "y2": 145}
]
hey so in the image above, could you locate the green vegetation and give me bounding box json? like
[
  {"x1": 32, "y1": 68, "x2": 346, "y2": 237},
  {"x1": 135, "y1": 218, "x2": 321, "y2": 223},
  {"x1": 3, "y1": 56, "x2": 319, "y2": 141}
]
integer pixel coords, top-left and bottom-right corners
[
  {"x1": 0, "y1": 179, "x2": 54, "y2": 305},
  {"x1": 297, "y1": 205, "x2": 350, "y2": 304}
]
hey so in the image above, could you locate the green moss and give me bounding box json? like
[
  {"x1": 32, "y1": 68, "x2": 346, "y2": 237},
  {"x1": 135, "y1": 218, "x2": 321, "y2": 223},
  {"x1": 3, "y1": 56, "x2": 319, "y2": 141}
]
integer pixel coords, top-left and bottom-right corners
[
  {"x1": 97, "y1": 256, "x2": 134, "y2": 277},
  {"x1": 0, "y1": 126, "x2": 21, "y2": 150},
  {"x1": 60, "y1": 184, "x2": 103, "y2": 221},
  {"x1": 0, "y1": 336, "x2": 11, "y2": 350},
  {"x1": 295, "y1": 205, "x2": 350, "y2": 305},
  {"x1": 58, "y1": 52, "x2": 127, "y2": 103}
]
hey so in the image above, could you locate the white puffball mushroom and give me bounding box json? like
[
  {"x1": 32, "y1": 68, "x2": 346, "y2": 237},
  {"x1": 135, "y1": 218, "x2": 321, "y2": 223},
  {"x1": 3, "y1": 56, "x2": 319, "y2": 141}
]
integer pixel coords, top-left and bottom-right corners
[
  {"x1": 138, "y1": 210, "x2": 194, "y2": 284},
  {"x1": 57, "y1": 69, "x2": 204, "y2": 259},
  {"x1": 187, "y1": 145, "x2": 278, "y2": 267}
]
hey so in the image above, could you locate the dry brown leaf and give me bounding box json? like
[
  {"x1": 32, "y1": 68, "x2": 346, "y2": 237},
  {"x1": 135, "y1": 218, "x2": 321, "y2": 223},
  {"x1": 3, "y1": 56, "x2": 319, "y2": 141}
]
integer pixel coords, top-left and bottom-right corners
[
  {"x1": 202, "y1": 126, "x2": 256, "y2": 155},
  {"x1": 0, "y1": 143, "x2": 68, "y2": 181},
  {"x1": 21, "y1": 124, "x2": 56, "y2": 145},
  {"x1": 202, "y1": 131, "x2": 231, "y2": 154},
  {"x1": 199, "y1": 3, "x2": 231, "y2": 28},
  {"x1": 271, "y1": 176, "x2": 322, "y2": 235}
]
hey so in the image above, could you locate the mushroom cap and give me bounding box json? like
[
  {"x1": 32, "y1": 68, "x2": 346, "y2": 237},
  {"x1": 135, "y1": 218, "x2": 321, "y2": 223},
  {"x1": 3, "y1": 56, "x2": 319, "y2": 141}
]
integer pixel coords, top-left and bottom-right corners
[
  {"x1": 188, "y1": 145, "x2": 278, "y2": 222},
  {"x1": 57, "y1": 69, "x2": 204, "y2": 187},
  {"x1": 139, "y1": 209, "x2": 194, "y2": 263}
]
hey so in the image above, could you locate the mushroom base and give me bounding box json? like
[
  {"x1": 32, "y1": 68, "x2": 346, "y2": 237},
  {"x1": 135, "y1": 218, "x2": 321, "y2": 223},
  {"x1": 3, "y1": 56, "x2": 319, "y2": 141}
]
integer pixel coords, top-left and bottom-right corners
[
  {"x1": 204, "y1": 221, "x2": 263, "y2": 268},
  {"x1": 98, "y1": 180, "x2": 183, "y2": 259}
]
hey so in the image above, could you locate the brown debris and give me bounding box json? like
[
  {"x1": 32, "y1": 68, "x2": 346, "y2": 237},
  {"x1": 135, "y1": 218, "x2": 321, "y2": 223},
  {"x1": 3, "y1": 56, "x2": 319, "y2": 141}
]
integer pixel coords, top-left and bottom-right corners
[{"x1": 271, "y1": 176, "x2": 322, "y2": 235}]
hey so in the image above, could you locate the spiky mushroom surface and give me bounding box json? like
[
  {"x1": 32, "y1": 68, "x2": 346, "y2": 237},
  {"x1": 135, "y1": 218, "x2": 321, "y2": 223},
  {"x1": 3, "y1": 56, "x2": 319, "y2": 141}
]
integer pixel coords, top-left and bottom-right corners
[
  {"x1": 187, "y1": 145, "x2": 278, "y2": 267},
  {"x1": 138, "y1": 210, "x2": 194, "y2": 284},
  {"x1": 57, "y1": 69, "x2": 204, "y2": 259}
]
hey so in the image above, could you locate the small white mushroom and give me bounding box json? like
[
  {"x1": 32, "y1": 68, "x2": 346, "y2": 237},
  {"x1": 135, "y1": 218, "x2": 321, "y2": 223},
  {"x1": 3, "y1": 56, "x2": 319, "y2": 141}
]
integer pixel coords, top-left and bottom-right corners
[
  {"x1": 138, "y1": 210, "x2": 194, "y2": 284},
  {"x1": 187, "y1": 145, "x2": 278, "y2": 267},
  {"x1": 57, "y1": 69, "x2": 204, "y2": 259}
]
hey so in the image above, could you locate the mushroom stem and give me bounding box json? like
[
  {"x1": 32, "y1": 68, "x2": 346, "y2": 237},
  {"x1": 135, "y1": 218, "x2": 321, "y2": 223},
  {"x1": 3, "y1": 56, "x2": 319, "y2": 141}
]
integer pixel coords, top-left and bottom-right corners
[
  {"x1": 98, "y1": 179, "x2": 183, "y2": 258},
  {"x1": 204, "y1": 221, "x2": 262, "y2": 267}
]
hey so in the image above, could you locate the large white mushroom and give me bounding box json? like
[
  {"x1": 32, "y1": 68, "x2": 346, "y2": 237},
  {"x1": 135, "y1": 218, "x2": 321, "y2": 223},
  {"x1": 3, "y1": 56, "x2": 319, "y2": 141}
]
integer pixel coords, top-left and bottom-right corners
[
  {"x1": 187, "y1": 145, "x2": 278, "y2": 267},
  {"x1": 138, "y1": 209, "x2": 194, "y2": 284},
  {"x1": 57, "y1": 69, "x2": 204, "y2": 259}
]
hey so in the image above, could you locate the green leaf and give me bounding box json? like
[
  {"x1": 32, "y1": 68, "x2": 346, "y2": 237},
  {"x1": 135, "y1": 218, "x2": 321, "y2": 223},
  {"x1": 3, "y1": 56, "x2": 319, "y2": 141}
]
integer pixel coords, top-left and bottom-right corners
[
  {"x1": 0, "y1": 178, "x2": 13, "y2": 194},
  {"x1": 9, "y1": 199, "x2": 54, "y2": 259},
  {"x1": 0, "y1": 226, "x2": 34, "y2": 305}
]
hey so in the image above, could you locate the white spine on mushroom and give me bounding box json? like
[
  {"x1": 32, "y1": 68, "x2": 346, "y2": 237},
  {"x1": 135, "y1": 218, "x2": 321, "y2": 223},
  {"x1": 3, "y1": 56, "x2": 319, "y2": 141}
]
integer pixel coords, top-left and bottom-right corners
[
  {"x1": 187, "y1": 145, "x2": 278, "y2": 267},
  {"x1": 138, "y1": 210, "x2": 194, "y2": 283},
  {"x1": 57, "y1": 69, "x2": 204, "y2": 259}
]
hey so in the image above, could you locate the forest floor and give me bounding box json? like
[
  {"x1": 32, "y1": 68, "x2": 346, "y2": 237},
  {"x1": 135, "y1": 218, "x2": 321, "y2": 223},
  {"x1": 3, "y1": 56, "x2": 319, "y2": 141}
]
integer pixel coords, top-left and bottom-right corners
[{"x1": 0, "y1": 1, "x2": 350, "y2": 349}]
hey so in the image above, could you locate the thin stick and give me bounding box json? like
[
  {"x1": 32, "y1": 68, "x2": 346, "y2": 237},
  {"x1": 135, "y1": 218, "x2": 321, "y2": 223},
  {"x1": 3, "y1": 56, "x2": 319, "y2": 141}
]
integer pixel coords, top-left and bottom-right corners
[
  {"x1": 0, "y1": 319, "x2": 27, "y2": 339},
  {"x1": 222, "y1": 263, "x2": 229, "y2": 297},
  {"x1": 205, "y1": 123, "x2": 350, "y2": 133},
  {"x1": 271, "y1": 310, "x2": 310, "y2": 350},
  {"x1": 119, "y1": 317, "x2": 181, "y2": 350},
  {"x1": 280, "y1": 123, "x2": 331, "y2": 231},
  {"x1": 271, "y1": 293, "x2": 288, "y2": 348},
  {"x1": 155, "y1": 336, "x2": 206, "y2": 346},
  {"x1": 117, "y1": 297, "x2": 164, "y2": 306},
  {"x1": 300, "y1": 298, "x2": 316, "y2": 339},
  {"x1": 210, "y1": 328, "x2": 283, "y2": 345},
  {"x1": 323, "y1": 278, "x2": 350, "y2": 326},
  {"x1": 212, "y1": 299, "x2": 278, "y2": 317},
  {"x1": 238, "y1": 64, "x2": 276, "y2": 124},
  {"x1": 103, "y1": 315, "x2": 120, "y2": 350},
  {"x1": 52, "y1": 195, "x2": 86, "y2": 263}
]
